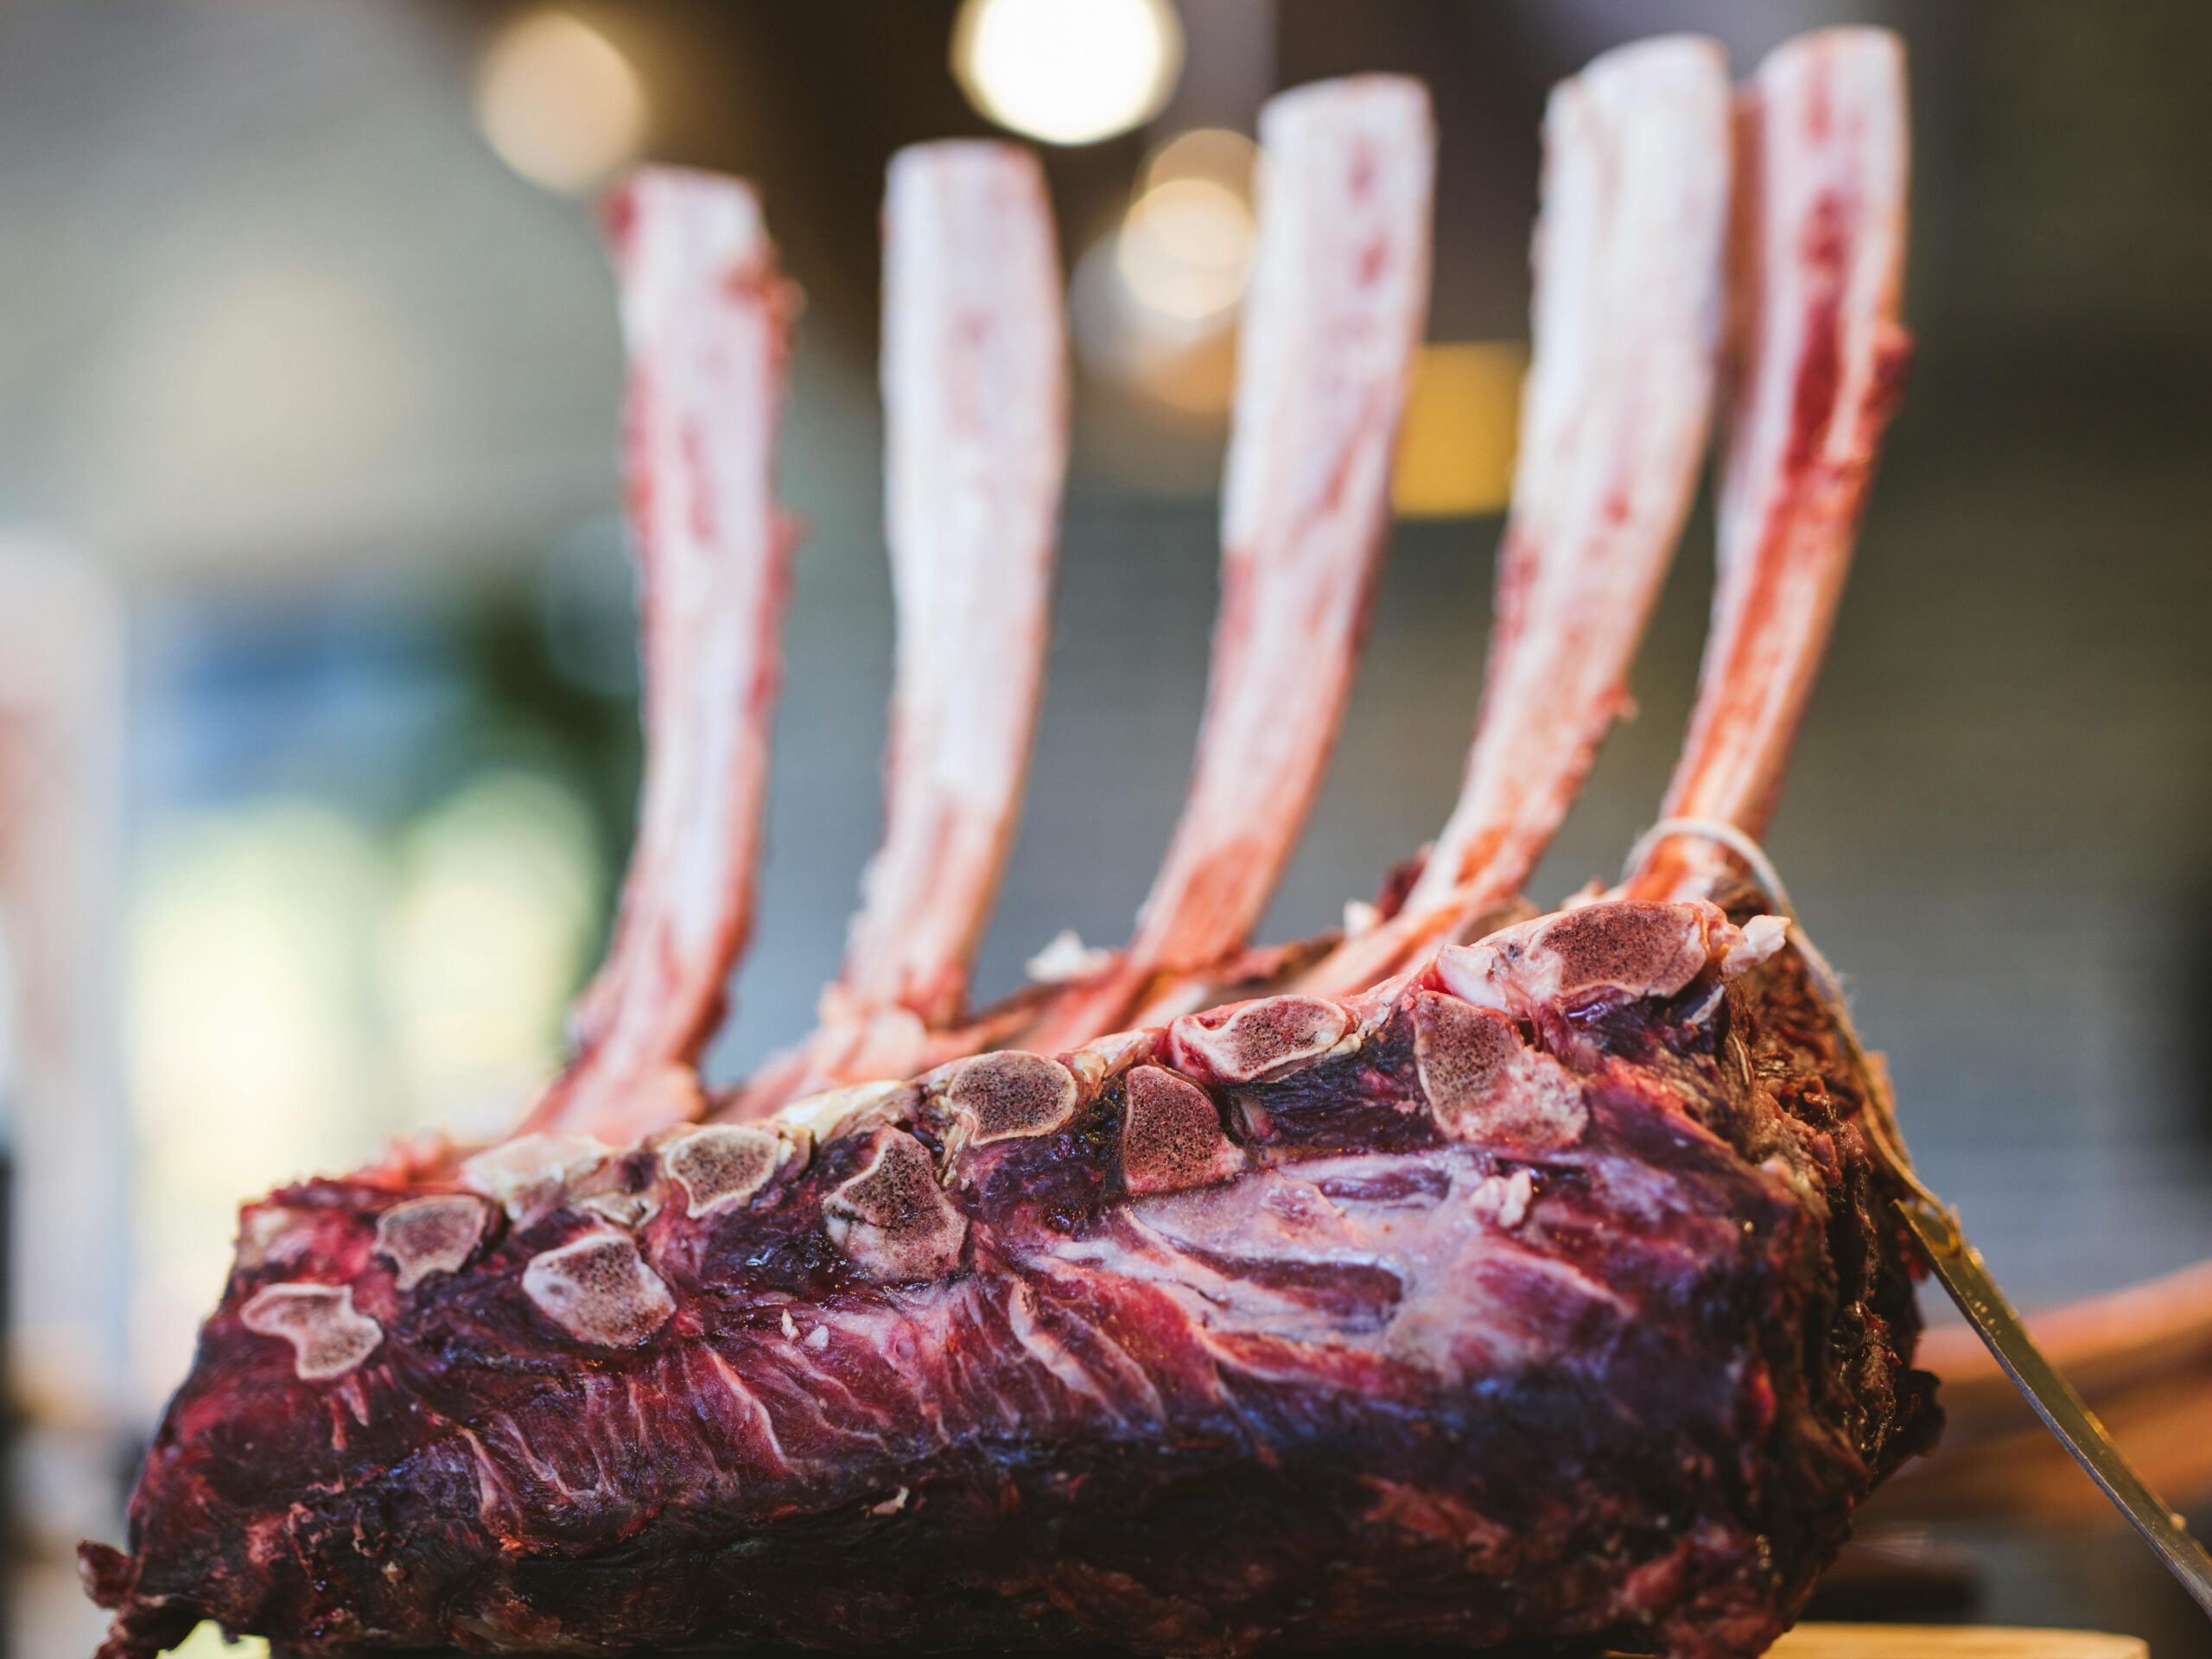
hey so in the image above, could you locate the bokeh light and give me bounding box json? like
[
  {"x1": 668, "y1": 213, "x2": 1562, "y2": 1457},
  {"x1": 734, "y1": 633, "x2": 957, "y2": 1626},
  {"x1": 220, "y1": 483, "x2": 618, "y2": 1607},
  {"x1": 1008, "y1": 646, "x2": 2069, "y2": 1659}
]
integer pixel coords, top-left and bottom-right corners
[
  {"x1": 1141, "y1": 125, "x2": 1259, "y2": 200},
  {"x1": 380, "y1": 772, "x2": 599, "y2": 1143},
  {"x1": 122, "y1": 773, "x2": 598, "y2": 1411},
  {"x1": 1391, "y1": 342, "x2": 1529, "y2": 518},
  {"x1": 476, "y1": 10, "x2": 646, "y2": 191},
  {"x1": 1071, "y1": 126, "x2": 1258, "y2": 419},
  {"x1": 951, "y1": 0, "x2": 1183, "y2": 146},
  {"x1": 1116, "y1": 177, "x2": 1255, "y2": 322}
]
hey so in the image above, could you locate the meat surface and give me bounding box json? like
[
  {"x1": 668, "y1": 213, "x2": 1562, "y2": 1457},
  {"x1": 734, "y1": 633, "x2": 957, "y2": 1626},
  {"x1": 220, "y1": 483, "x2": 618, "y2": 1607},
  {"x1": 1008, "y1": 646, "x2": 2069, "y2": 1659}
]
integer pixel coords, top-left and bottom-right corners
[{"x1": 84, "y1": 897, "x2": 1936, "y2": 1659}]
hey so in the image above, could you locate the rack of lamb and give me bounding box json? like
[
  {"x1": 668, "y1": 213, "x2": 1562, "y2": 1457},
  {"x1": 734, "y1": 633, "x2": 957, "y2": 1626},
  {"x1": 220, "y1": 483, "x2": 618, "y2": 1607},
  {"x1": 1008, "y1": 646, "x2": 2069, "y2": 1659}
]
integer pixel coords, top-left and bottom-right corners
[{"x1": 85, "y1": 28, "x2": 1942, "y2": 1659}]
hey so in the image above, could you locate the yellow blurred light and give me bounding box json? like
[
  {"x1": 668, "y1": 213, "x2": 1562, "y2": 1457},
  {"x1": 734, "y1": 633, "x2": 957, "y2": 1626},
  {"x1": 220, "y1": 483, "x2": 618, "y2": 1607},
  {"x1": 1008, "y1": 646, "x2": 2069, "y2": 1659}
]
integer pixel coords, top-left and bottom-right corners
[
  {"x1": 1117, "y1": 176, "x2": 1255, "y2": 323},
  {"x1": 952, "y1": 0, "x2": 1183, "y2": 146},
  {"x1": 476, "y1": 10, "x2": 646, "y2": 192},
  {"x1": 1392, "y1": 341, "x2": 1529, "y2": 518}
]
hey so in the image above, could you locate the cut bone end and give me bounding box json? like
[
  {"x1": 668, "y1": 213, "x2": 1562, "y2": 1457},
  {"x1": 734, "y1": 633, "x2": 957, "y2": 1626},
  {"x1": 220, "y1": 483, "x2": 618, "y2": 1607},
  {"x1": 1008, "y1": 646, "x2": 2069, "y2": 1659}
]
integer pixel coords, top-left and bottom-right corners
[
  {"x1": 1436, "y1": 900, "x2": 1724, "y2": 1021},
  {"x1": 1169, "y1": 995, "x2": 1354, "y2": 1086},
  {"x1": 240, "y1": 1284, "x2": 383, "y2": 1382},
  {"x1": 823, "y1": 1129, "x2": 969, "y2": 1282},
  {"x1": 521, "y1": 1231, "x2": 676, "y2": 1348},
  {"x1": 1410, "y1": 991, "x2": 1587, "y2": 1151},
  {"x1": 660, "y1": 1123, "x2": 791, "y2": 1217},
  {"x1": 462, "y1": 1133, "x2": 613, "y2": 1220},
  {"x1": 1122, "y1": 1065, "x2": 1246, "y2": 1197},
  {"x1": 374, "y1": 1195, "x2": 493, "y2": 1292},
  {"x1": 938, "y1": 1051, "x2": 1080, "y2": 1147}
]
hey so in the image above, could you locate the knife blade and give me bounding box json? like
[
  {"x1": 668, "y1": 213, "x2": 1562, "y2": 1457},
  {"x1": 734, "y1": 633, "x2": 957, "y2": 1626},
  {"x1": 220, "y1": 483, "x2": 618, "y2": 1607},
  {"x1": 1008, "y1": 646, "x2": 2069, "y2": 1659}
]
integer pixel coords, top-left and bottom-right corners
[{"x1": 1897, "y1": 1194, "x2": 2212, "y2": 1619}]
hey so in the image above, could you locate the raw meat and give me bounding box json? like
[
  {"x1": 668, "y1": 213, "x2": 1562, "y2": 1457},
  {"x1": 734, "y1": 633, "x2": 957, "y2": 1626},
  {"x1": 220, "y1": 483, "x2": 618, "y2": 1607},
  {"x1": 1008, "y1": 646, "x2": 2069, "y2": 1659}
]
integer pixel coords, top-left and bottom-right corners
[
  {"x1": 85, "y1": 29, "x2": 1933, "y2": 1659},
  {"x1": 83, "y1": 896, "x2": 1936, "y2": 1659}
]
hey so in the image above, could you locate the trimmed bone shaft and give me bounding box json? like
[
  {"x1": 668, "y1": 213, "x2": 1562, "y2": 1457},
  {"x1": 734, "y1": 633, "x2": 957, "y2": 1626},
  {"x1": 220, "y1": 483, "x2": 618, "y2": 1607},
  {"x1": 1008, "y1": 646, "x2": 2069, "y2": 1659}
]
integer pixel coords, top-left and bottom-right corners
[
  {"x1": 521, "y1": 168, "x2": 797, "y2": 1143},
  {"x1": 834, "y1": 143, "x2": 1068, "y2": 1030},
  {"x1": 1635, "y1": 29, "x2": 1910, "y2": 899},
  {"x1": 1299, "y1": 37, "x2": 1732, "y2": 997},
  {"x1": 1134, "y1": 75, "x2": 1433, "y2": 975},
  {"x1": 1021, "y1": 76, "x2": 1435, "y2": 1053}
]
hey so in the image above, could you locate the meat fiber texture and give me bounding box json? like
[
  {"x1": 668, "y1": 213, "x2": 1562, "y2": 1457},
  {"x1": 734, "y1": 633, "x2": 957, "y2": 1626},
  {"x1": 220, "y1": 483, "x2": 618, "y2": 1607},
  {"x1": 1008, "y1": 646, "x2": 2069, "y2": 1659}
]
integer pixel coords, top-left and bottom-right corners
[{"x1": 83, "y1": 896, "x2": 1937, "y2": 1659}]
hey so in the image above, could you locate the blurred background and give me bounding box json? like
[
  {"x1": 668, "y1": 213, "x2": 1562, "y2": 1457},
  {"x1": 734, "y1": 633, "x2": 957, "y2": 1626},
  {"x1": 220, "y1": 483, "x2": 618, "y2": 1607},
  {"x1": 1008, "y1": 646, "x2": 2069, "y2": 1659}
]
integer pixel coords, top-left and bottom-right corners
[{"x1": 3, "y1": 0, "x2": 2209, "y2": 1653}]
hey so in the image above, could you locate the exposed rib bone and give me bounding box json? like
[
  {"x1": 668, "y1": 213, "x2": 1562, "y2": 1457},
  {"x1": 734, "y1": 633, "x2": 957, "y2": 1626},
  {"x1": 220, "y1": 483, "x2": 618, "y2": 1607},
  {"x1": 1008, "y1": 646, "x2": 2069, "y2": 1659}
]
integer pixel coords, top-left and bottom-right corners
[
  {"x1": 521, "y1": 168, "x2": 797, "y2": 1143},
  {"x1": 1134, "y1": 76, "x2": 1433, "y2": 974},
  {"x1": 724, "y1": 144, "x2": 1067, "y2": 1118},
  {"x1": 832, "y1": 143, "x2": 1067, "y2": 1030},
  {"x1": 1020, "y1": 75, "x2": 1435, "y2": 1052},
  {"x1": 1633, "y1": 29, "x2": 1910, "y2": 899},
  {"x1": 1294, "y1": 37, "x2": 1732, "y2": 998}
]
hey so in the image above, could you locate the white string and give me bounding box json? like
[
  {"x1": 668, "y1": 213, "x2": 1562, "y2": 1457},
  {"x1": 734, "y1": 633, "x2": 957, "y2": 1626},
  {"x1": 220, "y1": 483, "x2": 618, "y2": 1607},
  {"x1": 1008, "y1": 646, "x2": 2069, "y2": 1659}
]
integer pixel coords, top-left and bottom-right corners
[{"x1": 1622, "y1": 816, "x2": 1793, "y2": 911}]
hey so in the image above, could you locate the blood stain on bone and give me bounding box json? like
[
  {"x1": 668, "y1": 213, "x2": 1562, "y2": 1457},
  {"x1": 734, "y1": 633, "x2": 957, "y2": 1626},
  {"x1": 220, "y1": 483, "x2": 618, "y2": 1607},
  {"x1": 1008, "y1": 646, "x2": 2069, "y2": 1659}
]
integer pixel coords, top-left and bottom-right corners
[
  {"x1": 240, "y1": 1283, "x2": 384, "y2": 1382},
  {"x1": 1122, "y1": 1065, "x2": 1247, "y2": 1196},
  {"x1": 660, "y1": 1123, "x2": 788, "y2": 1216},
  {"x1": 375, "y1": 1194, "x2": 493, "y2": 1291},
  {"x1": 1411, "y1": 992, "x2": 1586, "y2": 1151},
  {"x1": 942, "y1": 1051, "x2": 1079, "y2": 1146},
  {"x1": 521, "y1": 1231, "x2": 676, "y2": 1347},
  {"x1": 1171, "y1": 995, "x2": 1352, "y2": 1084},
  {"x1": 823, "y1": 1129, "x2": 968, "y2": 1282}
]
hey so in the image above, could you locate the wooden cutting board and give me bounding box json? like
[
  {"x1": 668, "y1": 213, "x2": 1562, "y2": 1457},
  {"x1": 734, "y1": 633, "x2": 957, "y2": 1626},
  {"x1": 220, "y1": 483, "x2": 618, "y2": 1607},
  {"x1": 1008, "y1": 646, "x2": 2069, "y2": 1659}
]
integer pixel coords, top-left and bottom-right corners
[{"x1": 1767, "y1": 1627, "x2": 2147, "y2": 1658}]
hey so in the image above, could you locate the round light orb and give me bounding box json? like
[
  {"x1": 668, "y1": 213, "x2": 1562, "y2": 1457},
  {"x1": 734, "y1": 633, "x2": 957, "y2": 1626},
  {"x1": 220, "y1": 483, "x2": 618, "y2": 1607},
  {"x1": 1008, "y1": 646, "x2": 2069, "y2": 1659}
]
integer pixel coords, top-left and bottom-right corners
[
  {"x1": 1140, "y1": 125, "x2": 1260, "y2": 199},
  {"x1": 477, "y1": 10, "x2": 647, "y2": 193},
  {"x1": 1116, "y1": 176, "x2": 1255, "y2": 323},
  {"x1": 952, "y1": 0, "x2": 1185, "y2": 146}
]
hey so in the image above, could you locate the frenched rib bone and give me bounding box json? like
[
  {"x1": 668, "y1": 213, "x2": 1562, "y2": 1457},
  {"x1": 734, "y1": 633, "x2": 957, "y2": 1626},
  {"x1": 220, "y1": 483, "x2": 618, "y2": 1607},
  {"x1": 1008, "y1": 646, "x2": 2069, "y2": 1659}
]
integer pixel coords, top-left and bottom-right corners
[
  {"x1": 1299, "y1": 37, "x2": 1732, "y2": 998},
  {"x1": 757, "y1": 143, "x2": 1068, "y2": 1107},
  {"x1": 1024, "y1": 75, "x2": 1435, "y2": 1051},
  {"x1": 522, "y1": 169, "x2": 798, "y2": 1145},
  {"x1": 1634, "y1": 29, "x2": 1910, "y2": 899},
  {"x1": 842, "y1": 143, "x2": 1066, "y2": 1027}
]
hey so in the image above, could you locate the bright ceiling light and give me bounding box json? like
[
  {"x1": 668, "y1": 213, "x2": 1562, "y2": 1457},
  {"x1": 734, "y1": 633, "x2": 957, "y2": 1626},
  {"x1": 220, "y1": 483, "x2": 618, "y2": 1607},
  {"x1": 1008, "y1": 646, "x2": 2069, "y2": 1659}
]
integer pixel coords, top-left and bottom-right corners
[
  {"x1": 477, "y1": 10, "x2": 647, "y2": 193},
  {"x1": 952, "y1": 0, "x2": 1184, "y2": 146}
]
